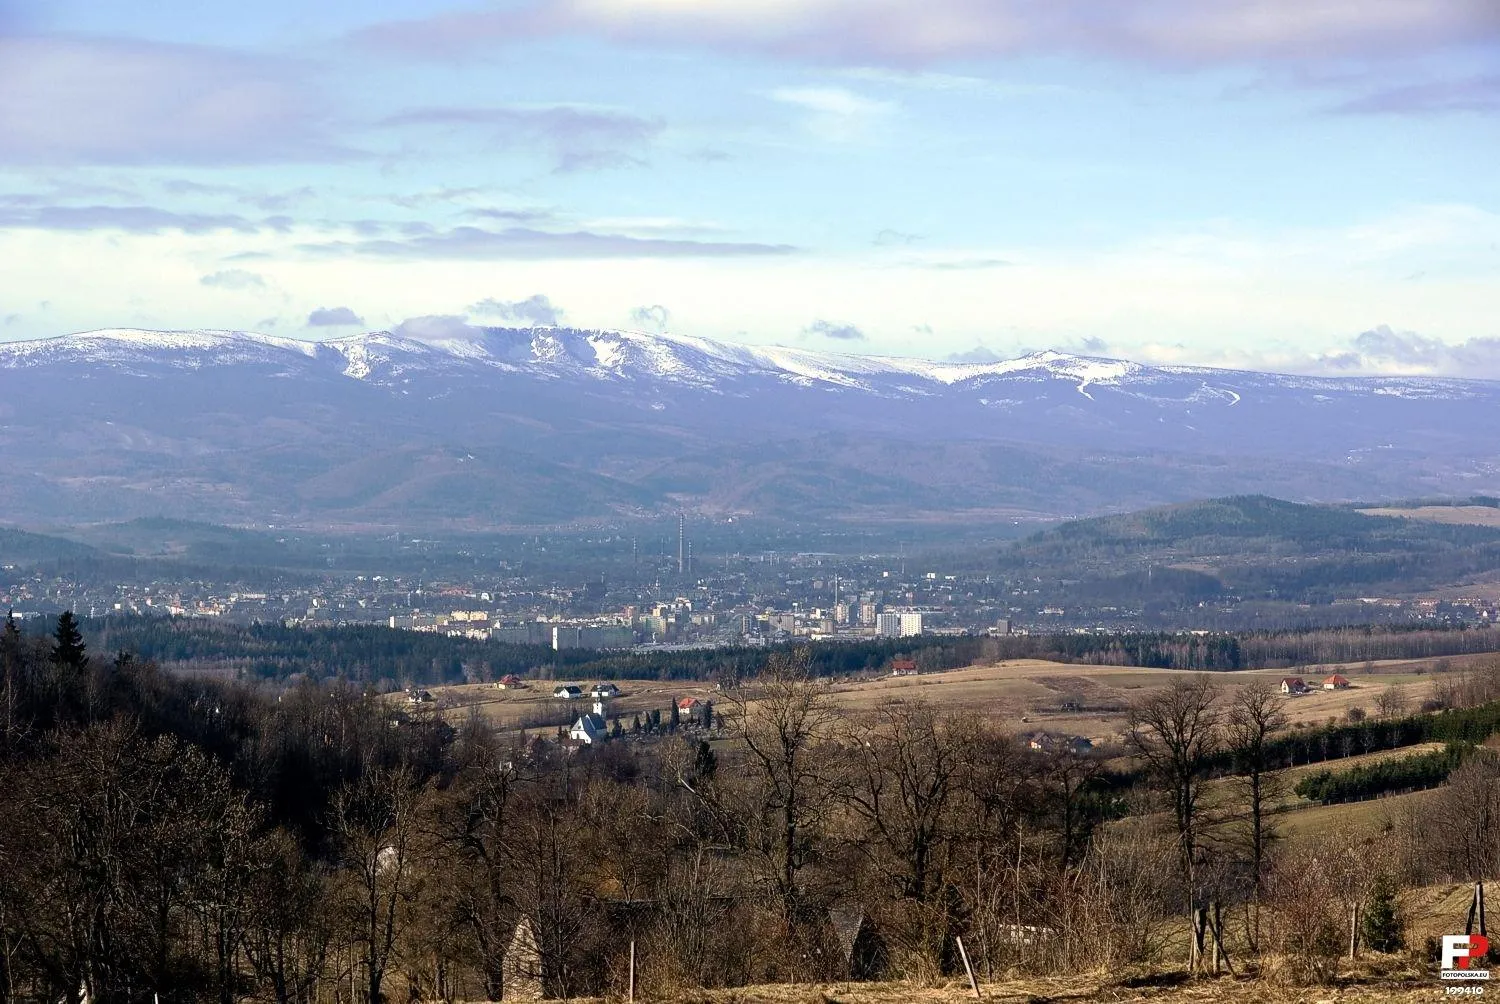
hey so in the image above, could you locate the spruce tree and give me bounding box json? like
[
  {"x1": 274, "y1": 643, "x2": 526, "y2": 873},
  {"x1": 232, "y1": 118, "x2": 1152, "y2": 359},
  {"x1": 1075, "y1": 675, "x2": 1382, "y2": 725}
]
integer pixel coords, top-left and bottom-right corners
[
  {"x1": 51, "y1": 611, "x2": 87, "y2": 671},
  {"x1": 1362, "y1": 875, "x2": 1404, "y2": 953},
  {"x1": 669, "y1": 699, "x2": 681, "y2": 732}
]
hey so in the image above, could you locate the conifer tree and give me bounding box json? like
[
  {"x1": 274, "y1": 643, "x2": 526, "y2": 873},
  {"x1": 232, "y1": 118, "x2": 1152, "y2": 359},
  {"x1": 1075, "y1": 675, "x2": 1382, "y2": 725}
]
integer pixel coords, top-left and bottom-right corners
[
  {"x1": 1362, "y1": 875, "x2": 1404, "y2": 953},
  {"x1": 51, "y1": 610, "x2": 87, "y2": 671}
]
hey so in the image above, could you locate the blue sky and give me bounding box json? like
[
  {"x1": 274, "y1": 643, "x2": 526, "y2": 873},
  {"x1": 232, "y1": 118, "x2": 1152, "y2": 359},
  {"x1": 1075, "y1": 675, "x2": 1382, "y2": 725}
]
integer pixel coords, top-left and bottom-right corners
[{"x1": 1, "y1": 0, "x2": 1498, "y2": 374}]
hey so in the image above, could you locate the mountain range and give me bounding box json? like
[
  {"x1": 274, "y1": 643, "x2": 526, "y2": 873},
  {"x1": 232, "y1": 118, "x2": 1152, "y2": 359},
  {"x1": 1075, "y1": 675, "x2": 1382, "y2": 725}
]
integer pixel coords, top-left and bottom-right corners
[{"x1": 2, "y1": 325, "x2": 1498, "y2": 528}]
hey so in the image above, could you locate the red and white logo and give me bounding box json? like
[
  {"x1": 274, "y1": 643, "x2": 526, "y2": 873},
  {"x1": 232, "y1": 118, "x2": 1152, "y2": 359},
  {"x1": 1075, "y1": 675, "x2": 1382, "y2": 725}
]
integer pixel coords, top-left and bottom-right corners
[{"x1": 1442, "y1": 935, "x2": 1491, "y2": 981}]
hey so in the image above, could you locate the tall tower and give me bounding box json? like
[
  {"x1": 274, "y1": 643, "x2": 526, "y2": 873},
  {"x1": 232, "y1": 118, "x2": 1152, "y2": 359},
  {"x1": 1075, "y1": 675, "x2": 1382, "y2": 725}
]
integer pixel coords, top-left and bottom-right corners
[{"x1": 678, "y1": 514, "x2": 685, "y2": 575}]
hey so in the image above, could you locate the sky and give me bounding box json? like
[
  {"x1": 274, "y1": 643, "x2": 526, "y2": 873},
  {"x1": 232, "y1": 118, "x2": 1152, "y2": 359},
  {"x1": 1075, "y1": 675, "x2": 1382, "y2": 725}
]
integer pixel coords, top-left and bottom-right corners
[{"x1": 1, "y1": 0, "x2": 1498, "y2": 375}]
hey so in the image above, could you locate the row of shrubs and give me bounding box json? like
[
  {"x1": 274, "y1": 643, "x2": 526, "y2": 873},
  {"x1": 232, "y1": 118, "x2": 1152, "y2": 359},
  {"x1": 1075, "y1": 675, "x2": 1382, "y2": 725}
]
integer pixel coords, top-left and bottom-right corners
[
  {"x1": 1292, "y1": 744, "x2": 1469, "y2": 805},
  {"x1": 1218, "y1": 696, "x2": 1500, "y2": 774}
]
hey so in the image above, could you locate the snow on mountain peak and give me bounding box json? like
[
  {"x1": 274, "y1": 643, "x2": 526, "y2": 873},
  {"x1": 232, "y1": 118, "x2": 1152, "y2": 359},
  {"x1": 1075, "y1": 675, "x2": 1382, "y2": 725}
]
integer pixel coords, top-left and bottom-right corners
[{"x1": 1, "y1": 327, "x2": 1492, "y2": 407}]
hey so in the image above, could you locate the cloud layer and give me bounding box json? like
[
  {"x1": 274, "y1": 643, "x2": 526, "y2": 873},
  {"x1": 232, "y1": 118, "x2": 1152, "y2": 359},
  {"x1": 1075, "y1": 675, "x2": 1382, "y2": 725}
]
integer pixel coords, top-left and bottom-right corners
[
  {"x1": 0, "y1": 36, "x2": 337, "y2": 165},
  {"x1": 360, "y1": 0, "x2": 1500, "y2": 65},
  {"x1": 301, "y1": 226, "x2": 795, "y2": 260}
]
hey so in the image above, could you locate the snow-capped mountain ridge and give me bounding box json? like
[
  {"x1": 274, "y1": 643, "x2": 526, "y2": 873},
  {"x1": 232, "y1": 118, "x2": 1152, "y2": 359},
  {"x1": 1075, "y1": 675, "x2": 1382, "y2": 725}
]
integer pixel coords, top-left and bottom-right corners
[
  {"x1": 0, "y1": 326, "x2": 1489, "y2": 401},
  {"x1": 2, "y1": 325, "x2": 1499, "y2": 527}
]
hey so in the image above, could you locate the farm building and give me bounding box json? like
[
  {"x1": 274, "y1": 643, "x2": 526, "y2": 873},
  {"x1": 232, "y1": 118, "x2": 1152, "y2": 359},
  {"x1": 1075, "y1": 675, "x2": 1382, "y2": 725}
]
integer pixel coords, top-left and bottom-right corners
[
  {"x1": 495, "y1": 674, "x2": 525, "y2": 689},
  {"x1": 1280, "y1": 677, "x2": 1308, "y2": 695},
  {"x1": 1323, "y1": 674, "x2": 1352, "y2": 690},
  {"x1": 553, "y1": 685, "x2": 584, "y2": 700},
  {"x1": 590, "y1": 682, "x2": 620, "y2": 699}
]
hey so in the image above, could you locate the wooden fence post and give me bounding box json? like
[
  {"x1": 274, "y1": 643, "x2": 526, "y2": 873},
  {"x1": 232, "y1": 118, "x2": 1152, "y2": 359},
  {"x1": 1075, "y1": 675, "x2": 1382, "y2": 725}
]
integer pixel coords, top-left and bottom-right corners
[
  {"x1": 628, "y1": 940, "x2": 636, "y2": 1002},
  {"x1": 956, "y1": 936, "x2": 981, "y2": 999}
]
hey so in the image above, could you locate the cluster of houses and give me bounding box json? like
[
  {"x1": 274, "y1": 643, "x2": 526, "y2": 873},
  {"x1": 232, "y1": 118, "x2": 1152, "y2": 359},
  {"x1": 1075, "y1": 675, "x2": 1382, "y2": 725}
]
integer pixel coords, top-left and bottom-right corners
[
  {"x1": 552, "y1": 682, "x2": 621, "y2": 701},
  {"x1": 1279, "y1": 673, "x2": 1351, "y2": 695}
]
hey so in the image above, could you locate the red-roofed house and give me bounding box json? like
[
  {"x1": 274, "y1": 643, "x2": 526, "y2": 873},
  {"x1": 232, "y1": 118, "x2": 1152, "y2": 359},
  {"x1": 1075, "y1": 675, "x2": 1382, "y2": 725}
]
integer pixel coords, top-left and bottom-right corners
[
  {"x1": 1280, "y1": 677, "x2": 1308, "y2": 695},
  {"x1": 890, "y1": 658, "x2": 919, "y2": 677},
  {"x1": 1323, "y1": 674, "x2": 1351, "y2": 690},
  {"x1": 677, "y1": 697, "x2": 701, "y2": 712}
]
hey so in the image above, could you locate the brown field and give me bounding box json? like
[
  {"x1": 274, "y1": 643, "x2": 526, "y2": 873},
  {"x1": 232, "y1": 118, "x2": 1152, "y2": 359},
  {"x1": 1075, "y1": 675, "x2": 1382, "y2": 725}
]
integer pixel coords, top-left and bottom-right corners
[
  {"x1": 417, "y1": 656, "x2": 1454, "y2": 744},
  {"x1": 1360, "y1": 505, "x2": 1500, "y2": 527},
  {"x1": 559, "y1": 969, "x2": 1441, "y2": 1002}
]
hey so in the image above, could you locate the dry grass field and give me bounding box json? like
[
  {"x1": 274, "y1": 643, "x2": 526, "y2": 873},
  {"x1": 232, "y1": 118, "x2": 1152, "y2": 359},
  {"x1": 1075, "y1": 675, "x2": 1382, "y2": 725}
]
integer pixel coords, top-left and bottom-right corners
[
  {"x1": 1359, "y1": 505, "x2": 1500, "y2": 528},
  {"x1": 557, "y1": 968, "x2": 1442, "y2": 1002},
  {"x1": 417, "y1": 656, "x2": 1461, "y2": 744}
]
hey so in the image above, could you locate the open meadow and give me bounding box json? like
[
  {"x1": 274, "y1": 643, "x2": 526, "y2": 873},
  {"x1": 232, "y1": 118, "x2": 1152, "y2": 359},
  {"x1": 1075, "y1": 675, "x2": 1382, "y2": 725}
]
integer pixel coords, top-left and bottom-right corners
[{"x1": 417, "y1": 653, "x2": 1468, "y2": 745}]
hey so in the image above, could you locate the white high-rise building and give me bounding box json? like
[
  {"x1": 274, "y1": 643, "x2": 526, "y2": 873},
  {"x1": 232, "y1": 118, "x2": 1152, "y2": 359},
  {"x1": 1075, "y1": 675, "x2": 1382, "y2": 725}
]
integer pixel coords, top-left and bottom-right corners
[{"x1": 877, "y1": 611, "x2": 925, "y2": 637}]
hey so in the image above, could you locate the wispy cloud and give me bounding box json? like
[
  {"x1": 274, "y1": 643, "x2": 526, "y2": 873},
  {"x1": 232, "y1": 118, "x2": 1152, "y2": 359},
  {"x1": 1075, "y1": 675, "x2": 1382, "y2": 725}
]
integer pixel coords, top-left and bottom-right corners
[
  {"x1": 469, "y1": 294, "x2": 565, "y2": 325},
  {"x1": 0, "y1": 204, "x2": 262, "y2": 233},
  {"x1": 300, "y1": 226, "x2": 796, "y2": 260},
  {"x1": 0, "y1": 36, "x2": 343, "y2": 166},
  {"x1": 1335, "y1": 74, "x2": 1500, "y2": 115},
  {"x1": 378, "y1": 104, "x2": 662, "y2": 172},
  {"x1": 770, "y1": 86, "x2": 894, "y2": 141},
  {"x1": 307, "y1": 306, "x2": 365, "y2": 327}
]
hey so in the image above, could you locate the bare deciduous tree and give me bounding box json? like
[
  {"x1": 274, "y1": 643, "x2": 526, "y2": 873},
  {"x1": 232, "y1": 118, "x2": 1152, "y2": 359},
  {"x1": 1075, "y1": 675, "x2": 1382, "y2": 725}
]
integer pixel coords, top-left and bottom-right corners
[
  {"x1": 1226, "y1": 679, "x2": 1288, "y2": 924},
  {"x1": 1126, "y1": 675, "x2": 1222, "y2": 905},
  {"x1": 724, "y1": 648, "x2": 840, "y2": 925}
]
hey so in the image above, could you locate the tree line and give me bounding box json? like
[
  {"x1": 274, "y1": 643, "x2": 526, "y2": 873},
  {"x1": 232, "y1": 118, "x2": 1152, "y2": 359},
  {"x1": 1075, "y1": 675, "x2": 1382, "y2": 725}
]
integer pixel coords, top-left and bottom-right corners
[{"x1": 62, "y1": 615, "x2": 1500, "y2": 688}]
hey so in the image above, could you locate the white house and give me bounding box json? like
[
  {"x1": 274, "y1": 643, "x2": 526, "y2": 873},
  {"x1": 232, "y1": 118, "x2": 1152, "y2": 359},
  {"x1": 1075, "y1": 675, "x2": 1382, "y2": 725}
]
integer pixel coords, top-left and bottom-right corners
[
  {"x1": 590, "y1": 683, "x2": 620, "y2": 699},
  {"x1": 569, "y1": 700, "x2": 609, "y2": 745},
  {"x1": 1280, "y1": 677, "x2": 1308, "y2": 695},
  {"x1": 553, "y1": 685, "x2": 584, "y2": 700}
]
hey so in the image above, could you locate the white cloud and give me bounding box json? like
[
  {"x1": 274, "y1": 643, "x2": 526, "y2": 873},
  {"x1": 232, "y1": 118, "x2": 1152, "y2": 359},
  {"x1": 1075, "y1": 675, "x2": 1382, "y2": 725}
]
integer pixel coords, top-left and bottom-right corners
[
  {"x1": 769, "y1": 86, "x2": 895, "y2": 140},
  {"x1": 469, "y1": 294, "x2": 565, "y2": 325}
]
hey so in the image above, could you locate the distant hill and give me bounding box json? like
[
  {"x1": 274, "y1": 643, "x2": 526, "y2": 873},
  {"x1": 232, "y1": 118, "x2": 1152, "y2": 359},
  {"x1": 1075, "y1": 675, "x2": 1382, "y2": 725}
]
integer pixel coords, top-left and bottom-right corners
[
  {"x1": 0, "y1": 527, "x2": 103, "y2": 565},
  {"x1": 991, "y1": 495, "x2": 1500, "y2": 605}
]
